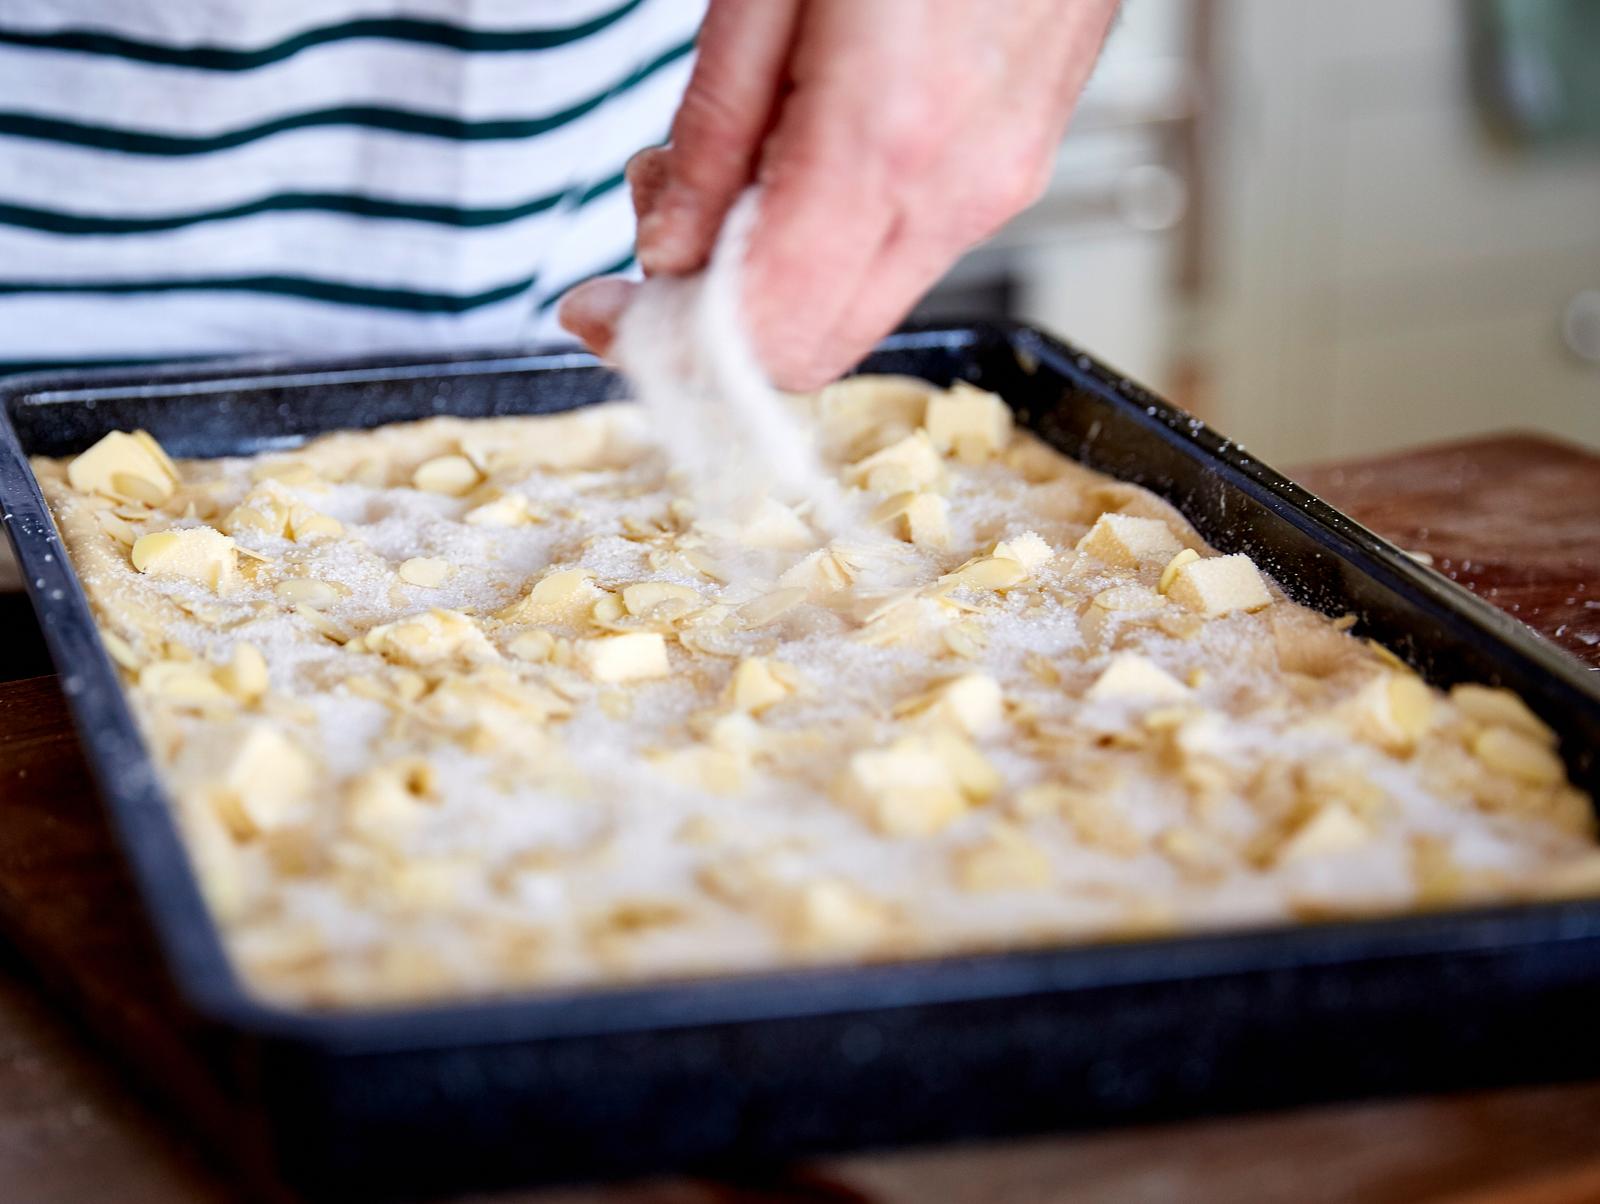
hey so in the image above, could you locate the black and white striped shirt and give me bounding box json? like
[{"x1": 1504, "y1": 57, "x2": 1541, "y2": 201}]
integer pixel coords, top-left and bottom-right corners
[{"x1": 0, "y1": 0, "x2": 704, "y2": 374}]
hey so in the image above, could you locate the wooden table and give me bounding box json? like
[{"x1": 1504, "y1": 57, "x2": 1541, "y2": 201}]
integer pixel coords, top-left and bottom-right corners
[{"x1": 0, "y1": 432, "x2": 1596, "y2": 1204}]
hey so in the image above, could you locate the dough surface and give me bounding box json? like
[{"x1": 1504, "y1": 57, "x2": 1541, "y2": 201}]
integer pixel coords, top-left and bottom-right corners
[{"x1": 35, "y1": 378, "x2": 1599, "y2": 1007}]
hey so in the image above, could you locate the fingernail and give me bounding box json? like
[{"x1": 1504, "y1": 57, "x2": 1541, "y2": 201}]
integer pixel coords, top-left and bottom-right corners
[
  {"x1": 636, "y1": 188, "x2": 699, "y2": 276},
  {"x1": 627, "y1": 146, "x2": 672, "y2": 221}
]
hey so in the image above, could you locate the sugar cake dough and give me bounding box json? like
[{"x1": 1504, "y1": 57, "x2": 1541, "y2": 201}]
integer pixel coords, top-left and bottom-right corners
[{"x1": 34, "y1": 377, "x2": 1600, "y2": 1006}]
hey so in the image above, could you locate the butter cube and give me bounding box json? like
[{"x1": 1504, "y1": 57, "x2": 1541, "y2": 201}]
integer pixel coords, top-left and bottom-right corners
[
  {"x1": 993, "y1": 531, "x2": 1053, "y2": 572},
  {"x1": 839, "y1": 738, "x2": 966, "y2": 837},
  {"x1": 68, "y1": 430, "x2": 178, "y2": 505},
  {"x1": 938, "y1": 673, "x2": 1005, "y2": 735},
  {"x1": 872, "y1": 490, "x2": 956, "y2": 549},
  {"x1": 1076, "y1": 513, "x2": 1182, "y2": 567},
  {"x1": 1335, "y1": 673, "x2": 1435, "y2": 752},
  {"x1": 1086, "y1": 654, "x2": 1189, "y2": 702},
  {"x1": 199, "y1": 723, "x2": 314, "y2": 838},
  {"x1": 923, "y1": 382, "x2": 1013, "y2": 459},
  {"x1": 848, "y1": 431, "x2": 944, "y2": 493},
  {"x1": 1164, "y1": 553, "x2": 1272, "y2": 616},
  {"x1": 1158, "y1": 548, "x2": 1201, "y2": 594},
  {"x1": 782, "y1": 880, "x2": 895, "y2": 954},
  {"x1": 726, "y1": 657, "x2": 795, "y2": 713},
  {"x1": 577, "y1": 632, "x2": 670, "y2": 683},
  {"x1": 895, "y1": 494, "x2": 946, "y2": 551},
  {"x1": 130, "y1": 526, "x2": 239, "y2": 593},
  {"x1": 952, "y1": 825, "x2": 1051, "y2": 891},
  {"x1": 215, "y1": 643, "x2": 269, "y2": 702},
  {"x1": 1277, "y1": 804, "x2": 1370, "y2": 863},
  {"x1": 902, "y1": 673, "x2": 1004, "y2": 736},
  {"x1": 737, "y1": 498, "x2": 814, "y2": 550},
  {"x1": 496, "y1": 568, "x2": 603, "y2": 624}
]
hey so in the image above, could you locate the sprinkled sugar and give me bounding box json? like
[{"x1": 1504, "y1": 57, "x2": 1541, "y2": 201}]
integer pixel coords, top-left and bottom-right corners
[{"x1": 31, "y1": 377, "x2": 1600, "y2": 1008}]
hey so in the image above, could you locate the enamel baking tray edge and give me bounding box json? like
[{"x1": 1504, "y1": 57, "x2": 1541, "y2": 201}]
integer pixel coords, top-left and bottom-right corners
[{"x1": 3, "y1": 322, "x2": 1599, "y2": 1199}]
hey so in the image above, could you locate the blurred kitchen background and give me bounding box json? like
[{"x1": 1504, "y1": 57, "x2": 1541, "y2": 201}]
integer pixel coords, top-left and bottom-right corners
[{"x1": 916, "y1": 0, "x2": 1600, "y2": 464}]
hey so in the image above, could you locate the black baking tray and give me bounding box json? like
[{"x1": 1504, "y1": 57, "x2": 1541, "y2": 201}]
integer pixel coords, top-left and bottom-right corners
[{"x1": 3, "y1": 321, "x2": 1600, "y2": 1200}]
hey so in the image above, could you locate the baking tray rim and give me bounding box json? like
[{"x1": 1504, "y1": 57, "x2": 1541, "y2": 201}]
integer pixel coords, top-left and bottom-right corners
[{"x1": 3, "y1": 320, "x2": 1599, "y2": 1054}]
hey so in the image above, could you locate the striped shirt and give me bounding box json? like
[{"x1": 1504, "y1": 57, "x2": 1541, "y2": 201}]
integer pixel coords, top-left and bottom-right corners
[{"x1": 0, "y1": 0, "x2": 705, "y2": 376}]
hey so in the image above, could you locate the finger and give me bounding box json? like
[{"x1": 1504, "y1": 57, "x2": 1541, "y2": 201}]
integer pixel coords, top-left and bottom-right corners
[
  {"x1": 625, "y1": 146, "x2": 672, "y2": 226},
  {"x1": 738, "y1": 90, "x2": 903, "y2": 389},
  {"x1": 788, "y1": 223, "x2": 960, "y2": 390},
  {"x1": 638, "y1": 0, "x2": 802, "y2": 276},
  {"x1": 556, "y1": 276, "x2": 637, "y2": 356}
]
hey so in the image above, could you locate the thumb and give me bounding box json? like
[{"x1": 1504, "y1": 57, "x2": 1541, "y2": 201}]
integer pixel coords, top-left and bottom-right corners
[{"x1": 638, "y1": 0, "x2": 801, "y2": 277}]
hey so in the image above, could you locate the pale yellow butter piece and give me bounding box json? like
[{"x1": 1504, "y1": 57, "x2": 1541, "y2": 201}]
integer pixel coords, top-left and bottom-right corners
[
  {"x1": 196, "y1": 723, "x2": 315, "y2": 838},
  {"x1": 1277, "y1": 804, "x2": 1371, "y2": 863},
  {"x1": 130, "y1": 430, "x2": 181, "y2": 486},
  {"x1": 900, "y1": 673, "x2": 1004, "y2": 736},
  {"x1": 840, "y1": 739, "x2": 965, "y2": 837},
  {"x1": 1076, "y1": 513, "x2": 1182, "y2": 567},
  {"x1": 1165, "y1": 553, "x2": 1273, "y2": 616},
  {"x1": 839, "y1": 732, "x2": 997, "y2": 837},
  {"x1": 68, "y1": 430, "x2": 178, "y2": 505},
  {"x1": 923, "y1": 382, "x2": 1013, "y2": 459},
  {"x1": 874, "y1": 491, "x2": 950, "y2": 548},
  {"x1": 736, "y1": 498, "x2": 814, "y2": 550},
  {"x1": 952, "y1": 824, "x2": 1052, "y2": 891},
  {"x1": 847, "y1": 431, "x2": 944, "y2": 494},
  {"x1": 782, "y1": 880, "x2": 895, "y2": 955},
  {"x1": 412, "y1": 453, "x2": 481, "y2": 496},
  {"x1": 1086, "y1": 654, "x2": 1189, "y2": 702},
  {"x1": 1158, "y1": 547, "x2": 1201, "y2": 594},
  {"x1": 496, "y1": 568, "x2": 603, "y2": 624},
  {"x1": 130, "y1": 526, "x2": 238, "y2": 593},
  {"x1": 1337, "y1": 673, "x2": 1435, "y2": 752},
  {"x1": 398, "y1": 557, "x2": 451, "y2": 588},
  {"x1": 993, "y1": 531, "x2": 1053, "y2": 573},
  {"x1": 1472, "y1": 726, "x2": 1565, "y2": 786},
  {"x1": 903, "y1": 492, "x2": 951, "y2": 549},
  {"x1": 726, "y1": 657, "x2": 795, "y2": 714},
  {"x1": 216, "y1": 643, "x2": 269, "y2": 702},
  {"x1": 577, "y1": 631, "x2": 669, "y2": 683}
]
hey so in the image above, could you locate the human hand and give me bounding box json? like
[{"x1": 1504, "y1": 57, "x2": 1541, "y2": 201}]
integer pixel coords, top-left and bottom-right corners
[{"x1": 560, "y1": 0, "x2": 1119, "y2": 390}]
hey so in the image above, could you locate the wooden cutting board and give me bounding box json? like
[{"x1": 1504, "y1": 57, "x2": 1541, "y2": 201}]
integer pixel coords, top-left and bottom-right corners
[{"x1": 0, "y1": 431, "x2": 1596, "y2": 1203}]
